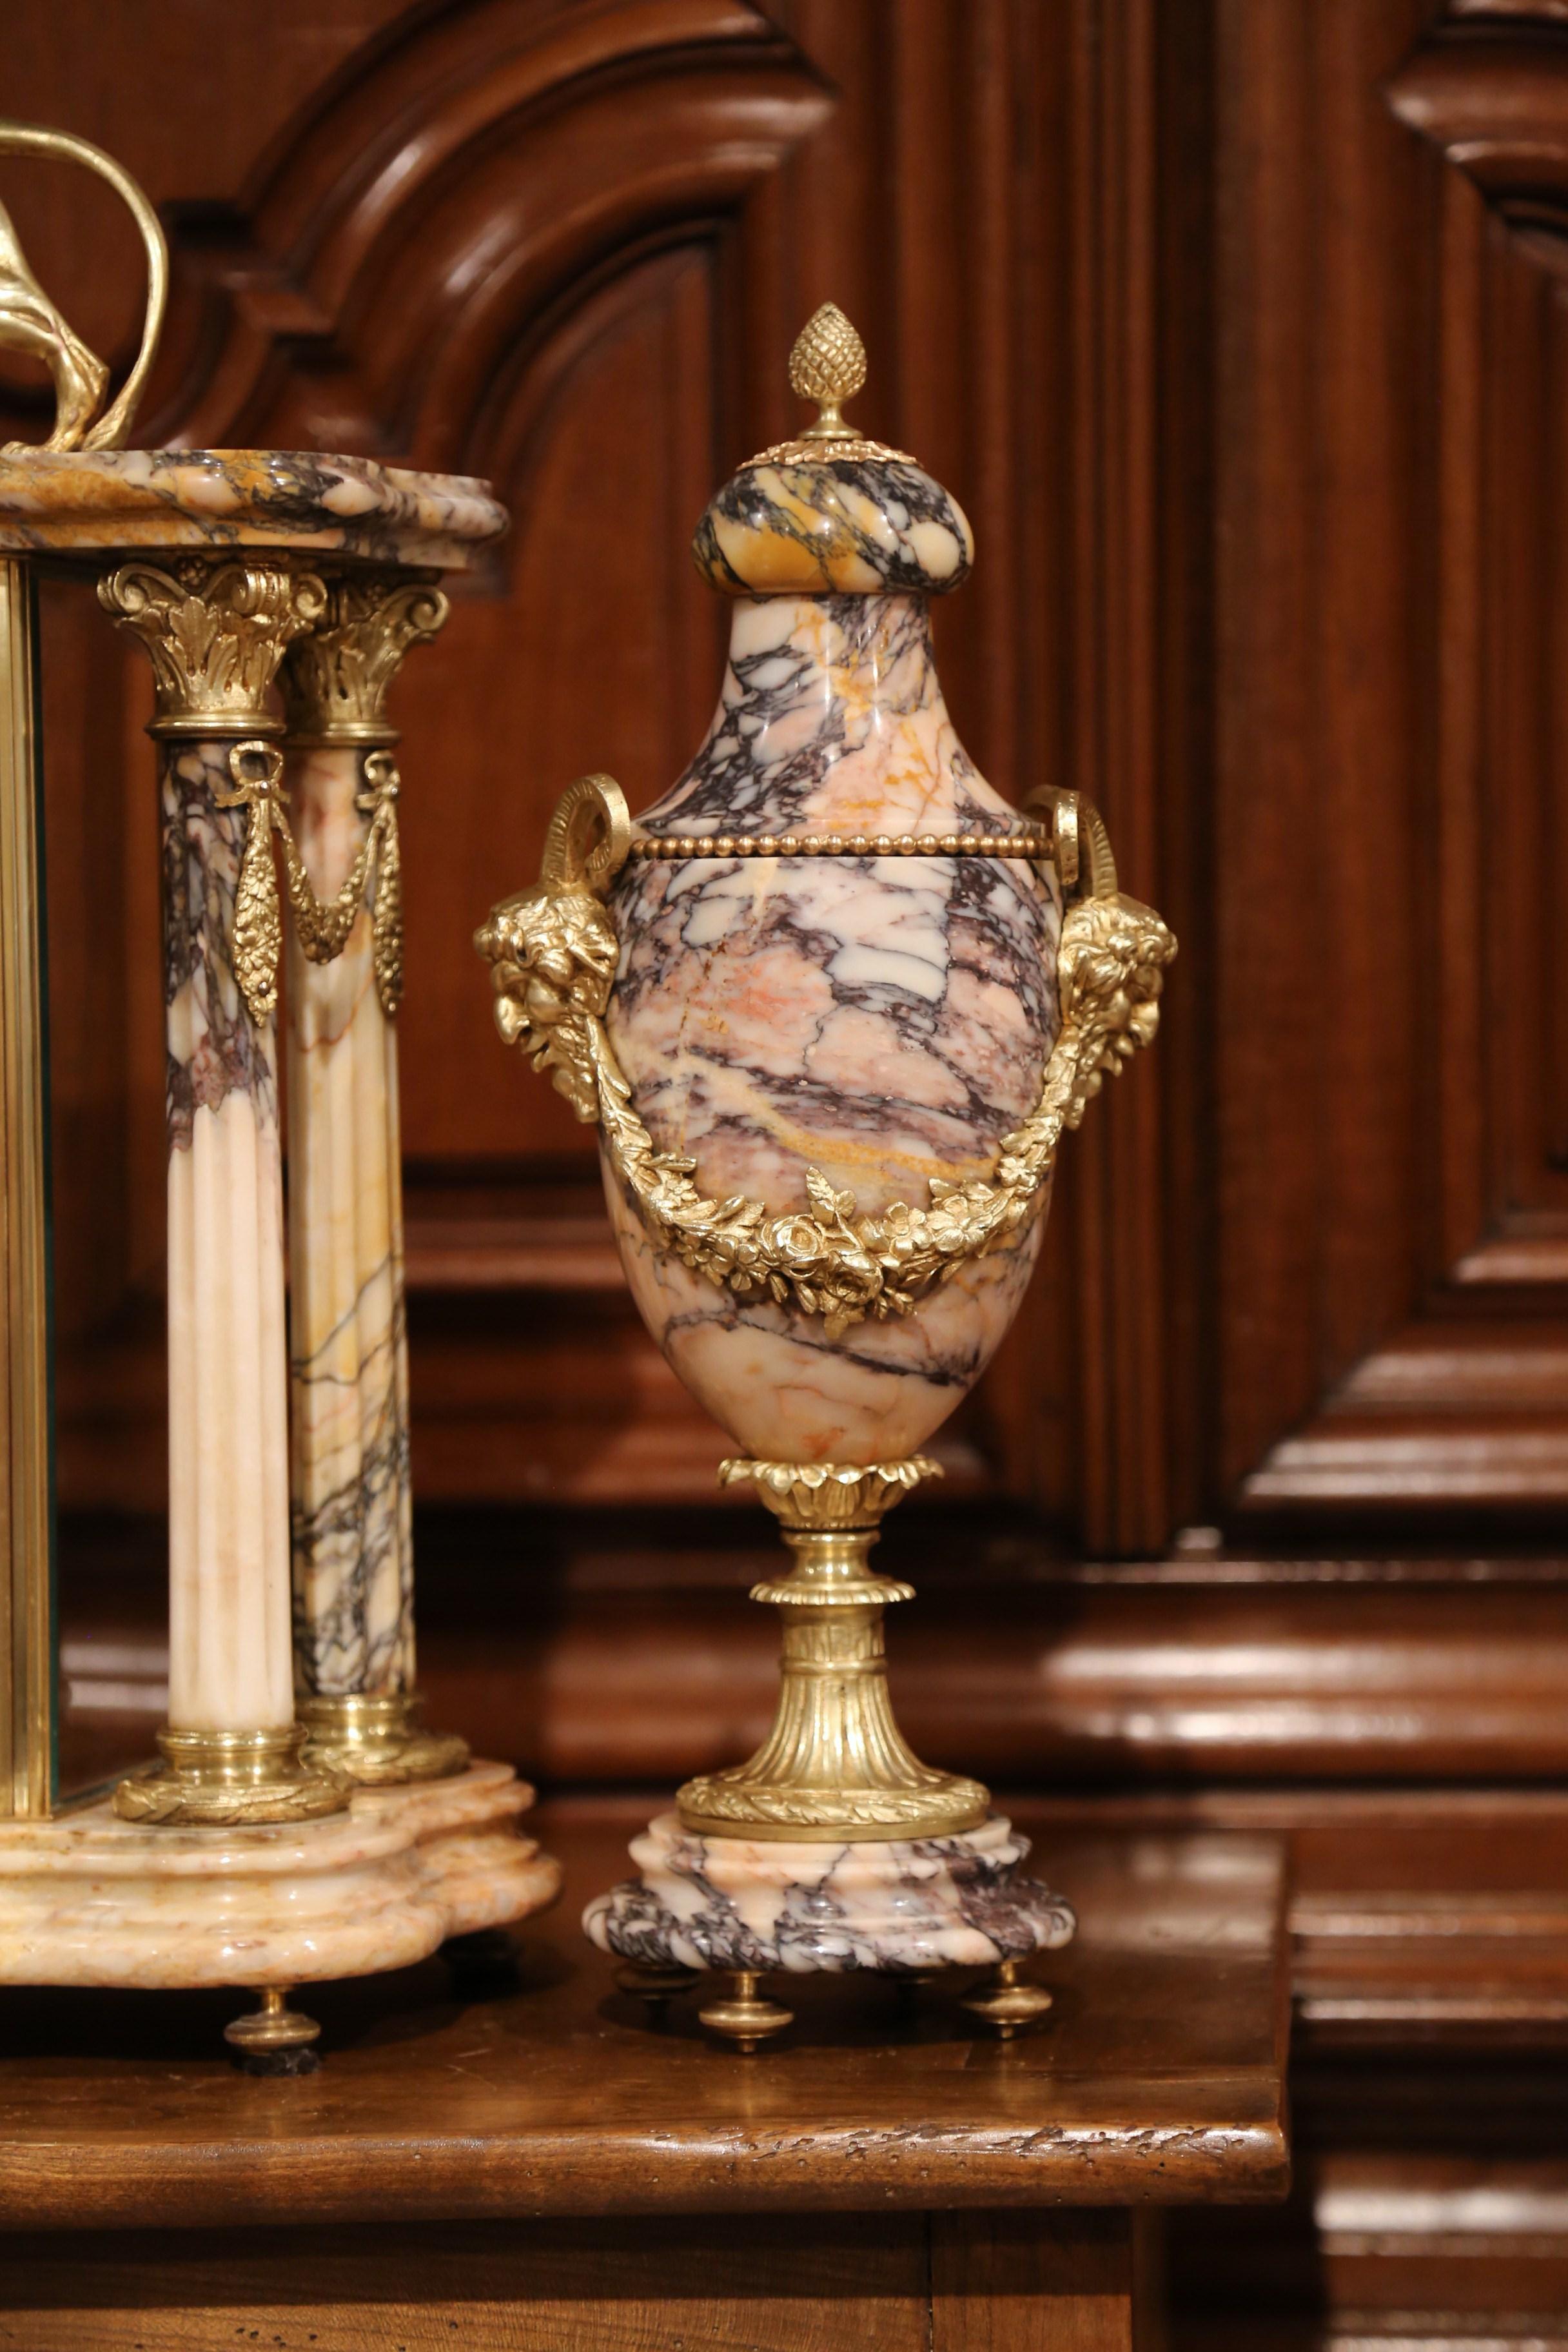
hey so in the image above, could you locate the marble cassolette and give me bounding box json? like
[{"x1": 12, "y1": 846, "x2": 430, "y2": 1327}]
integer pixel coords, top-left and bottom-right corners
[{"x1": 602, "y1": 447, "x2": 1061, "y2": 1464}]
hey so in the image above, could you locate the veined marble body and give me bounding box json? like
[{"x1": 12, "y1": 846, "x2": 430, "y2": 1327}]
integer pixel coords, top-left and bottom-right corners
[
  {"x1": 0, "y1": 1763, "x2": 559, "y2": 1988},
  {"x1": 0, "y1": 448, "x2": 505, "y2": 564},
  {"x1": 605, "y1": 591, "x2": 1061, "y2": 1462},
  {"x1": 163, "y1": 746, "x2": 293, "y2": 1732},
  {"x1": 285, "y1": 747, "x2": 413, "y2": 1699},
  {"x1": 585, "y1": 1812, "x2": 1076, "y2": 1975},
  {"x1": 0, "y1": 448, "x2": 508, "y2": 1765}
]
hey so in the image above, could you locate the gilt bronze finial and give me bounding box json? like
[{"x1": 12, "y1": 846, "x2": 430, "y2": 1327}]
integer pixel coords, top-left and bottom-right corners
[
  {"x1": 742, "y1": 303, "x2": 911, "y2": 469},
  {"x1": 788, "y1": 303, "x2": 867, "y2": 442}
]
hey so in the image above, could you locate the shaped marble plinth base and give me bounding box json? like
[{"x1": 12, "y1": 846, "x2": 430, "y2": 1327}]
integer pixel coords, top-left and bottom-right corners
[
  {"x1": 0, "y1": 1761, "x2": 560, "y2": 2061},
  {"x1": 585, "y1": 1812, "x2": 1074, "y2": 2048}
]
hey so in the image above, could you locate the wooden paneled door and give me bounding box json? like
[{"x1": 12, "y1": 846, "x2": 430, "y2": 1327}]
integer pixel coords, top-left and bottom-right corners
[
  {"x1": 3, "y1": 0, "x2": 1148, "y2": 1529},
  {"x1": 1216, "y1": 0, "x2": 1568, "y2": 1525},
  {"x1": 9, "y1": 2, "x2": 1568, "y2": 2344}
]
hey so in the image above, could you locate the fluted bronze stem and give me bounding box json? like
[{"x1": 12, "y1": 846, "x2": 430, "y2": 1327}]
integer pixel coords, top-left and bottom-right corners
[{"x1": 676, "y1": 1460, "x2": 988, "y2": 1843}]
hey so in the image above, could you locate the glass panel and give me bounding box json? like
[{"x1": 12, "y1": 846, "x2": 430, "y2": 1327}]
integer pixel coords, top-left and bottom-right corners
[
  {"x1": 37, "y1": 569, "x2": 164, "y2": 1805},
  {"x1": 0, "y1": 557, "x2": 55, "y2": 1814}
]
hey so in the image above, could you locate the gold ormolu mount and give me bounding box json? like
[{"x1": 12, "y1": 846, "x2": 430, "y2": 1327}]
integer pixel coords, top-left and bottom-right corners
[
  {"x1": 477, "y1": 774, "x2": 1174, "y2": 1345},
  {"x1": 223, "y1": 1984, "x2": 324, "y2": 2077},
  {"x1": 676, "y1": 1458, "x2": 988, "y2": 1843},
  {"x1": 0, "y1": 119, "x2": 168, "y2": 455},
  {"x1": 789, "y1": 302, "x2": 867, "y2": 443},
  {"x1": 750, "y1": 302, "x2": 913, "y2": 468},
  {"x1": 113, "y1": 1726, "x2": 348, "y2": 1828},
  {"x1": 297, "y1": 1692, "x2": 468, "y2": 1788}
]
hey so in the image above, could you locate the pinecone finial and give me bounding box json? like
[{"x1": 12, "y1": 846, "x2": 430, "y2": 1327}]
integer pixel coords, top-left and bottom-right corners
[{"x1": 788, "y1": 304, "x2": 867, "y2": 441}]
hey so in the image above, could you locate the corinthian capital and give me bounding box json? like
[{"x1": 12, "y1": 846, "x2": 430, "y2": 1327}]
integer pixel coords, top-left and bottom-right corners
[
  {"x1": 98, "y1": 556, "x2": 328, "y2": 737},
  {"x1": 280, "y1": 567, "x2": 449, "y2": 746}
]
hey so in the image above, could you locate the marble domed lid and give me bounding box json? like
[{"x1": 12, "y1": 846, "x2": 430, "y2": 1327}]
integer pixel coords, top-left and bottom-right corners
[{"x1": 691, "y1": 304, "x2": 974, "y2": 599}]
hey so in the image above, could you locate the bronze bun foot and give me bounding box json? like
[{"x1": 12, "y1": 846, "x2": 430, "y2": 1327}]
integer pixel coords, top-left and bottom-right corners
[
  {"x1": 224, "y1": 1985, "x2": 322, "y2": 2075},
  {"x1": 698, "y1": 1970, "x2": 794, "y2": 2053},
  {"x1": 961, "y1": 1956, "x2": 1055, "y2": 2039}
]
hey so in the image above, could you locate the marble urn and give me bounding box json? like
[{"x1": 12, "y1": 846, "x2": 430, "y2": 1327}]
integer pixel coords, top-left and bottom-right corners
[{"x1": 479, "y1": 306, "x2": 1175, "y2": 2045}]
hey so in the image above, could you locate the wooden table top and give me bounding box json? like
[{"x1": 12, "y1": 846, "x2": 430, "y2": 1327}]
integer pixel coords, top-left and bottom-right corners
[{"x1": 0, "y1": 1810, "x2": 1289, "y2": 2231}]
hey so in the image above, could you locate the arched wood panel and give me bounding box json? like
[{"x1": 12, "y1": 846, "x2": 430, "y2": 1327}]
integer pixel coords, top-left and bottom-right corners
[
  {"x1": 10, "y1": 0, "x2": 1122, "y2": 1522},
  {"x1": 1212, "y1": 3, "x2": 1568, "y2": 1520}
]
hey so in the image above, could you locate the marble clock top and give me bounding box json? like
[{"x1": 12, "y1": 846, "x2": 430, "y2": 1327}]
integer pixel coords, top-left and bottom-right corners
[{"x1": 0, "y1": 447, "x2": 507, "y2": 565}]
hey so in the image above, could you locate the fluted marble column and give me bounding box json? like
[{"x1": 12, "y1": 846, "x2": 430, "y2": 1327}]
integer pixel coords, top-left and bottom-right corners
[
  {"x1": 100, "y1": 554, "x2": 347, "y2": 1824},
  {"x1": 280, "y1": 569, "x2": 466, "y2": 1784}
]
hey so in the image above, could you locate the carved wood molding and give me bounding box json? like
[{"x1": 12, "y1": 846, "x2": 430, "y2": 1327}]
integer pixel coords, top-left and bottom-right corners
[
  {"x1": 1061, "y1": 0, "x2": 1181, "y2": 1553},
  {"x1": 1223, "y1": 9, "x2": 1568, "y2": 1516},
  {"x1": 1387, "y1": 13, "x2": 1568, "y2": 209},
  {"x1": 144, "y1": 0, "x2": 833, "y2": 459}
]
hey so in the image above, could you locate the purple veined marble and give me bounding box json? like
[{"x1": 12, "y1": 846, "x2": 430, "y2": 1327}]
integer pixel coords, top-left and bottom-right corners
[
  {"x1": 584, "y1": 1812, "x2": 1076, "y2": 1977},
  {"x1": 161, "y1": 742, "x2": 293, "y2": 1734},
  {"x1": 284, "y1": 745, "x2": 414, "y2": 1705},
  {"x1": 602, "y1": 480, "x2": 1061, "y2": 1464}
]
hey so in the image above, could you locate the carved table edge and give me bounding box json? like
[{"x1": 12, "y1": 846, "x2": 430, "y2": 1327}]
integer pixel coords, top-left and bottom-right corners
[{"x1": 0, "y1": 2123, "x2": 1291, "y2": 2233}]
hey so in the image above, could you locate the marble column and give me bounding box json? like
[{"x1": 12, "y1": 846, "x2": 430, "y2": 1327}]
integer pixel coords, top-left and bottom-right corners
[
  {"x1": 280, "y1": 569, "x2": 466, "y2": 1783},
  {"x1": 99, "y1": 554, "x2": 348, "y2": 1824}
]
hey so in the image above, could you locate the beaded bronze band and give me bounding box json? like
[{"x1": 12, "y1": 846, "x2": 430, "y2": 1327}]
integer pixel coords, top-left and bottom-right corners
[{"x1": 629, "y1": 829, "x2": 1053, "y2": 861}]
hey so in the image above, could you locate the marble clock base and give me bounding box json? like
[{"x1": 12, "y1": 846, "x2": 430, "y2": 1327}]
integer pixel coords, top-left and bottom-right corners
[
  {"x1": 0, "y1": 1760, "x2": 560, "y2": 2066},
  {"x1": 585, "y1": 1812, "x2": 1075, "y2": 2048}
]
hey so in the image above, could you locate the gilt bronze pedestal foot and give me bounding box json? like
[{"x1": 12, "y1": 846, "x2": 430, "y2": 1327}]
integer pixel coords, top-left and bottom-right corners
[
  {"x1": 961, "y1": 1956, "x2": 1056, "y2": 2039},
  {"x1": 224, "y1": 1986, "x2": 322, "y2": 2076},
  {"x1": 698, "y1": 1972, "x2": 793, "y2": 2053}
]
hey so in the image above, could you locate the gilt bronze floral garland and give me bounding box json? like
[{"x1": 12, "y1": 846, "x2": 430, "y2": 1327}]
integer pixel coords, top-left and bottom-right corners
[
  {"x1": 476, "y1": 774, "x2": 1175, "y2": 1341},
  {"x1": 222, "y1": 738, "x2": 404, "y2": 1025}
]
